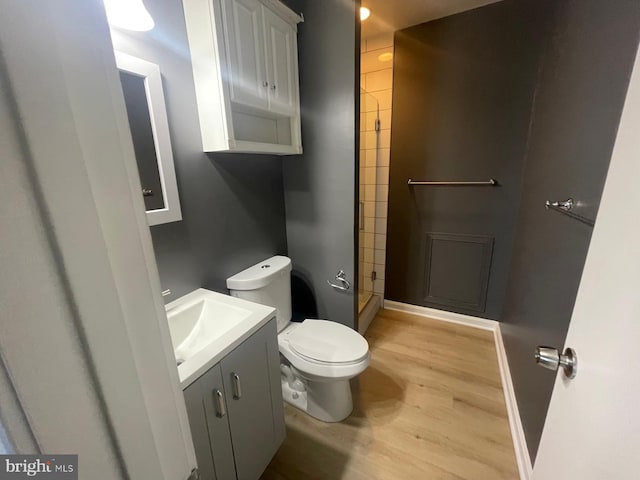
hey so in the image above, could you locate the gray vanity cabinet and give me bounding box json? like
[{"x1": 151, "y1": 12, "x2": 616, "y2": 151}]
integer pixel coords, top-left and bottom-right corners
[{"x1": 184, "y1": 318, "x2": 285, "y2": 480}]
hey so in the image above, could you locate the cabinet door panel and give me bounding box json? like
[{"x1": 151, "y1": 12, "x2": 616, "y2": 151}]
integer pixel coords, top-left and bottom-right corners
[
  {"x1": 201, "y1": 365, "x2": 237, "y2": 480},
  {"x1": 221, "y1": 0, "x2": 269, "y2": 110},
  {"x1": 221, "y1": 319, "x2": 285, "y2": 480},
  {"x1": 262, "y1": 7, "x2": 296, "y2": 116},
  {"x1": 184, "y1": 379, "x2": 217, "y2": 480}
]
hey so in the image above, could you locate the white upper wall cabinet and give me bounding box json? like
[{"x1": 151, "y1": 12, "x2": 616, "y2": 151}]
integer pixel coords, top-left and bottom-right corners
[
  {"x1": 263, "y1": 7, "x2": 297, "y2": 116},
  {"x1": 184, "y1": 0, "x2": 303, "y2": 155},
  {"x1": 222, "y1": 0, "x2": 269, "y2": 111}
]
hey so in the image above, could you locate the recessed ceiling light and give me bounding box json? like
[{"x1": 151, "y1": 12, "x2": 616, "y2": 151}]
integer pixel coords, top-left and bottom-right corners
[
  {"x1": 103, "y1": 0, "x2": 155, "y2": 32},
  {"x1": 378, "y1": 52, "x2": 393, "y2": 62},
  {"x1": 360, "y1": 7, "x2": 371, "y2": 21}
]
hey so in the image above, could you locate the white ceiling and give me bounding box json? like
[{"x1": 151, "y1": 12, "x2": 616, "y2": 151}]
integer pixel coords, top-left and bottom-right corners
[{"x1": 361, "y1": 0, "x2": 504, "y2": 38}]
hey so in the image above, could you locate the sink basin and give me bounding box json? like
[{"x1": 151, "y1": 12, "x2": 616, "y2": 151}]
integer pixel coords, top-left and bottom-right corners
[
  {"x1": 166, "y1": 288, "x2": 276, "y2": 388},
  {"x1": 170, "y1": 298, "x2": 250, "y2": 364}
]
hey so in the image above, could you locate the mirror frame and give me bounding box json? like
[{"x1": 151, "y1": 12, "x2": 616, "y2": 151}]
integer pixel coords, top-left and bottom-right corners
[{"x1": 115, "y1": 51, "x2": 182, "y2": 226}]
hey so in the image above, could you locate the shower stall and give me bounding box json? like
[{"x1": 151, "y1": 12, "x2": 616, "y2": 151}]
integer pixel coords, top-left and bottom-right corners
[{"x1": 358, "y1": 88, "x2": 382, "y2": 325}]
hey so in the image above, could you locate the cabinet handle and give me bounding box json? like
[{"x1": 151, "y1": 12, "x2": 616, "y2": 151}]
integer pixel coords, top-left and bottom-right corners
[
  {"x1": 213, "y1": 389, "x2": 226, "y2": 418},
  {"x1": 270, "y1": 84, "x2": 277, "y2": 90},
  {"x1": 231, "y1": 373, "x2": 242, "y2": 400},
  {"x1": 262, "y1": 81, "x2": 269, "y2": 87}
]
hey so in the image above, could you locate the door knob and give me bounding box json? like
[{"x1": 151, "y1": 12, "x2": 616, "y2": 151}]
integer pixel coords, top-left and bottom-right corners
[{"x1": 535, "y1": 346, "x2": 577, "y2": 379}]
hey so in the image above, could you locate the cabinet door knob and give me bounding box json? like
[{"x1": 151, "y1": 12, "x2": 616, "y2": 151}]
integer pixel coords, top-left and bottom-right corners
[
  {"x1": 213, "y1": 389, "x2": 226, "y2": 418},
  {"x1": 231, "y1": 373, "x2": 242, "y2": 399},
  {"x1": 262, "y1": 81, "x2": 269, "y2": 87},
  {"x1": 270, "y1": 84, "x2": 277, "y2": 90}
]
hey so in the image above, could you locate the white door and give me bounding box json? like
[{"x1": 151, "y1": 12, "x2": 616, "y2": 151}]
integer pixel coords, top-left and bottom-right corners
[
  {"x1": 221, "y1": 0, "x2": 269, "y2": 111},
  {"x1": 262, "y1": 6, "x2": 296, "y2": 116},
  {"x1": 533, "y1": 42, "x2": 640, "y2": 478},
  {"x1": 0, "y1": 1, "x2": 196, "y2": 479}
]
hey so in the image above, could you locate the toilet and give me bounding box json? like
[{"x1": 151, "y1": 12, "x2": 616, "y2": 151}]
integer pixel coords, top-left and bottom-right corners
[{"x1": 226, "y1": 256, "x2": 370, "y2": 422}]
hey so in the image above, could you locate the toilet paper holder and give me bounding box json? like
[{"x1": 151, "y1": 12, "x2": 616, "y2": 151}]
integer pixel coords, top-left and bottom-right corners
[{"x1": 327, "y1": 270, "x2": 351, "y2": 292}]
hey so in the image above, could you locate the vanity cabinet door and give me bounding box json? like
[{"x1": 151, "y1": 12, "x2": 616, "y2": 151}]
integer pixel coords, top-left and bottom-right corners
[
  {"x1": 201, "y1": 365, "x2": 237, "y2": 480},
  {"x1": 221, "y1": 0, "x2": 269, "y2": 111},
  {"x1": 221, "y1": 319, "x2": 285, "y2": 480},
  {"x1": 262, "y1": 6, "x2": 297, "y2": 116},
  {"x1": 184, "y1": 365, "x2": 236, "y2": 480},
  {"x1": 184, "y1": 378, "x2": 216, "y2": 480}
]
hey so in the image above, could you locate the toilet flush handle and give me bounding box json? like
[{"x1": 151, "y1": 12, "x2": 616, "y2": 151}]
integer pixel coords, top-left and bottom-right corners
[{"x1": 327, "y1": 270, "x2": 351, "y2": 292}]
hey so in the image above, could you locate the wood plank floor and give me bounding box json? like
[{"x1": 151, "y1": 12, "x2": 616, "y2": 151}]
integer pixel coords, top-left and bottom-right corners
[{"x1": 262, "y1": 308, "x2": 518, "y2": 480}]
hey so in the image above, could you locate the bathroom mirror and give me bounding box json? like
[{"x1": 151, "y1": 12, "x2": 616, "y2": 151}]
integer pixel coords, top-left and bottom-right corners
[{"x1": 115, "y1": 51, "x2": 182, "y2": 226}]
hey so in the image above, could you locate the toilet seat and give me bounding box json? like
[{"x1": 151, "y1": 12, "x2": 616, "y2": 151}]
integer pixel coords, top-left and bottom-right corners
[
  {"x1": 288, "y1": 319, "x2": 369, "y2": 364},
  {"x1": 279, "y1": 320, "x2": 370, "y2": 380}
]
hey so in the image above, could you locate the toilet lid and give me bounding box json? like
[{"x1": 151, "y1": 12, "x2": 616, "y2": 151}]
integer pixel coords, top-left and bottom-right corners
[{"x1": 288, "y1": 319, "x2": 369, "y2": 364}]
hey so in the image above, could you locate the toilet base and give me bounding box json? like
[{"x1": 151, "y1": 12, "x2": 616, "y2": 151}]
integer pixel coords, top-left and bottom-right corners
[{"x1": 281, "y1": 375, "x2": 353, "y2": 423}]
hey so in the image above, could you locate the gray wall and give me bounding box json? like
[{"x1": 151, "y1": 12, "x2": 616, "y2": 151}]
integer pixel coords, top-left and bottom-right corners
[
  {"x1": 281, "y1": 0, "x2": 359, "y2": 327},
  {"x1": 385, "y1": 0, "x2": 554, "y2": 319},
  {"x1": 500, "y1": 0, "x2": 640, "y2": 461},
  {"x1": 111, "y1": 0, "x2": 288, "y2": 301}
]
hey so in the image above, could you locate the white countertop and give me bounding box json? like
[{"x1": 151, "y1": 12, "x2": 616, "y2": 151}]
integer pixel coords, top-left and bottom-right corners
[{"x1": 165, "y1": 288, "x2": 276, "y2": 389}]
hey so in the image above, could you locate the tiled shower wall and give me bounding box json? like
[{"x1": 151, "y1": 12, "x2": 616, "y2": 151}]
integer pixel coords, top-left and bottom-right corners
[{"x1": 360, "y1": 33, "x2": 394, "y2": 299}]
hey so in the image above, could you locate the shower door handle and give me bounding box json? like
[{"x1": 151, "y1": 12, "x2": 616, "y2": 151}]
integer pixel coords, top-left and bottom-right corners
[{"x1": 360, "y1": 202, "x2": 365, "y2": 230}]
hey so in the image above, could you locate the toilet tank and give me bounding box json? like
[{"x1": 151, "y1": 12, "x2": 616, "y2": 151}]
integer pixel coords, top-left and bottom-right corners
[{"x1": 226, "y1": 256, "x2": 292, "y2": 332}]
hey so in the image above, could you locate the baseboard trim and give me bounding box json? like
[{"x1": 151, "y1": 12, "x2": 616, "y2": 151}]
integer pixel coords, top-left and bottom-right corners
[
  {"x1": 383, "y1": 299, "x2": 497, "y2": 331},
  {"x1": 494, "y1": 323, "x2": 532, "y2": 480},
  {"x1": 382, "y1": 300, "x2": 532, "y2": 480}
]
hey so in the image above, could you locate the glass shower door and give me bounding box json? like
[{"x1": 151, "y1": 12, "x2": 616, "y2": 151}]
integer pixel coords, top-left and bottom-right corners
[{"x1": 358, "y1": 88, "x2": 379, "y2": 313}]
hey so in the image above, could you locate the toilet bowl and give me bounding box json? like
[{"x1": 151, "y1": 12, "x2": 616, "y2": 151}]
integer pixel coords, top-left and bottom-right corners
[
  {"x1": 278, "y1": 319, "x2": 370, "y2": 422},
  {"x1": 226, "y1": 256, "x2": 370, "y2": 422}
]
